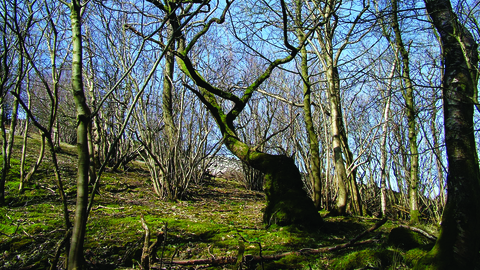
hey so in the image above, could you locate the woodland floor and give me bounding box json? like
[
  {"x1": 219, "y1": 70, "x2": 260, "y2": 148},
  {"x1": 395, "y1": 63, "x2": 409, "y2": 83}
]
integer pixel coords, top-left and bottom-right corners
[{"x1": 0, "y1": 135, "x2": 439, "y2": 269}]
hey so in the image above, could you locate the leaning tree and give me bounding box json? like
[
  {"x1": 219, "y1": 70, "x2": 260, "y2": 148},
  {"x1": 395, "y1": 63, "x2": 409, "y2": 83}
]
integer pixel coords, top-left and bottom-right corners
[{"x1": 143, "y1": 0, "x2": 324, "y2": 227}]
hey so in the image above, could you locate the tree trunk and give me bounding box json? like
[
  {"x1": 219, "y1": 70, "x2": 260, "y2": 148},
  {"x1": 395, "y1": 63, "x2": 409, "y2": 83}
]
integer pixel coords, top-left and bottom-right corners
[
  {"x1": 327, "y1": 64, "x2": 348, "y2": 216},
  {"x1": 68, "y1": 1, "x2": 91, "y2": 269},
  {"x1": 19, "y1": 79, "x2": 32, "y2": 192},
  {"x1": 0, "y1": 99, "x2": 7, "y2": 205},
  {"x1": 390, "y1": 0, "x2": 420, "y2": 224},
  {"x1": 162, "y1": 24, "x2": 176, "y2": 143},
  {"x1": 174, "y1": 0, "x2": 321, "y2": 227},
  {"x1": 380, "y1": 58, "x2": 397, "y2": 217},
  {"x1": 226, "y1": 136, "x2": 323, "y2": 228},
  {"x1": 328, "y1": 64, "x2": 362, "y2": 215},
  {"x1": 295, "y1": 4, "x2": 322, "y2": 209},
  {"x1": 6, "y1": 85, "x2": 20, "y2": 174},
  {"x1": 416, "y1": 0, "x2": 480, "y2": 268}
]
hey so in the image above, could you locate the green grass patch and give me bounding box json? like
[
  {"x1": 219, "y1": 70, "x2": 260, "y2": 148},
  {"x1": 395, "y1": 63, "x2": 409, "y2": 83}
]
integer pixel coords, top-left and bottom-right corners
[{"x1": 1, "y1": 134, "x2": 439, "y2": 269}]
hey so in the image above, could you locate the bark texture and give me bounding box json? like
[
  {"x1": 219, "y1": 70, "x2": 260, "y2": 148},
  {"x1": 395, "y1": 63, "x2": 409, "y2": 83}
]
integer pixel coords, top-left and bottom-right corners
[
  {"x1": 227, "y1": 138, "x2": 322, "y2": 227},
  {"x1": 416, "y1": 0, "x2": 480, "y2": 268},
  {"x1": 68, "y1": 1, "x2": 91, "y2": 269},
  {"x1": 295, "y1": 2, "x2": 322, "y2": 209},
  {"x1": 390, "y1": 0, "x2": 420, "y2": 224}
]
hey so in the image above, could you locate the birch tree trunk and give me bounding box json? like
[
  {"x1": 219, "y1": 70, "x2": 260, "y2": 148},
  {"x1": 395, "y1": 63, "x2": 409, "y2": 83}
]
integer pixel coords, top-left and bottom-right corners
[{"x1": 380, "y1": 58, "x2": 397, "y2": 217}]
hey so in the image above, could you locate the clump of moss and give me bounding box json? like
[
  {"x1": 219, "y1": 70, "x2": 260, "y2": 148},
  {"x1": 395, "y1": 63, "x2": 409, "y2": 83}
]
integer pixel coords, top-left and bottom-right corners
[
  {"x1": 405, "y1": 248, "x2": 428, "y2": 267},
  {"x1": 10, "y1": 238, "x2": 34, "y2": 251},
  {"x1": 26, "y1": 224, "x2": 46, "y2": 235},
  {"x1": 260, "y1": 254, "x2": 304, "y2": 270},
  {"x1": 388, "y1": 227, "x2": 433, "y2": 250},
  {"x1": 331, "y1": 248, "x2": 400, "y2": 270}
]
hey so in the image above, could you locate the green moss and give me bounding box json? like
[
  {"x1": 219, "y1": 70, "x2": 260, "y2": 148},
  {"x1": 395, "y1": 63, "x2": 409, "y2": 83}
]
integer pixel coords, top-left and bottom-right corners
[
  {"x1": 261, "y1": 254, "x2": 304, "y2": 269},
  {"x1": 331, "y1": 248, "x2": 400, "y2": 270},
  {"x1": 405, "y1": 248, "x2": 428, "y2": 267},
  {"x1": 26, "y1": 224, "x2": 46, "y2": 234},
  {"x1": 410, "y1": 210, "x2": 420, "y2": 224},
  {"x1": 388, "y1": 227, "x2": 433, "y2": 250},
  {"x1": 10, "y1": 238, "x2": 34, "y2": 251}
]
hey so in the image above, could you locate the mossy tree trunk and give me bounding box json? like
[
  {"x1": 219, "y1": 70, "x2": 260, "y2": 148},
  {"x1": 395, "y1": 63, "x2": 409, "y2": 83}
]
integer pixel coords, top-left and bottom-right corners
[
  {"x1": 390, "y1": 0, "x2": 420, "y2": 224},
  {"x1": 416, "y1": 0, "x2": 480, "y2": 268},
  {"x1": 295, "y1": 0, "x2": 322, "y2": 210},
  {"x1": 227, "y1": 137, "x2": 323, "y2": 227},
  {"x1": 174, "y1": 0, "x2": 323, "y2": 227}
]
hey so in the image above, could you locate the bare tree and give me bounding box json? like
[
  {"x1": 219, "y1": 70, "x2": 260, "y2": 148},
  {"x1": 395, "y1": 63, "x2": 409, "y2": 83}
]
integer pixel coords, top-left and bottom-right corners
[
  {"x1": 305, "y1": 0, "x2": 371, "y2": 215},
  {"x1": 172, "y1": 0, "x2": 323, "y2": 227},
  {"x1": 66, "y1": 0, "x2": 91, "y2": 268},
  {"x1": 387, "y1": 0, "x2": 421, "y2": 224}
]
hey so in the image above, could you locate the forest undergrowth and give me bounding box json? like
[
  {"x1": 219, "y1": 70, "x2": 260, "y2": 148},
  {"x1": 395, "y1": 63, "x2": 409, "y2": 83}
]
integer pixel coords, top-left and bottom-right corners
[{"x1": 0, "y1": 135, "x2": 439, "y2": 269}]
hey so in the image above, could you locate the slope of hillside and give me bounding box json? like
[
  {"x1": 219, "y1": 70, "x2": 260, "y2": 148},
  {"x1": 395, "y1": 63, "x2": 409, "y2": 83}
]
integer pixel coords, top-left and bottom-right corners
[{"x1": 0, "y1": 136, "x2": 438, "y2": 269}]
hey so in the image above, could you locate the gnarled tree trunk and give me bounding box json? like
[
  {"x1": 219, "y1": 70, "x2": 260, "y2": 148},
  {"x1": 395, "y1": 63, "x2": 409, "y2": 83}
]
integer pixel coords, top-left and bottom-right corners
[
  {"x1": 226, "y1": 136, "x2": 322, "y2": 227},
  {"x1": 173, "y1": 0, "x2": 322, "y2": 228}
]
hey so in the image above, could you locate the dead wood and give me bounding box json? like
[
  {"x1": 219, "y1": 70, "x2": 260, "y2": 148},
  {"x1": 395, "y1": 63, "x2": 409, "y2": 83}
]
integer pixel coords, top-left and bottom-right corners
[
  {"x1": 159, "y1": 218, "x2": 388, "y2": 267},
  {"x1": 398, "y1": 224, "x2": 437, "y2": 241},
  {"x1": 140, "y1": 214, "x2": 164, "y2": 270}
]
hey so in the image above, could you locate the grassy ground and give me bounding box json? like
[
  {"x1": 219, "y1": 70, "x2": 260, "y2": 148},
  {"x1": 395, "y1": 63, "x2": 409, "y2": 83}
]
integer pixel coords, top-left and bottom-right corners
[{"x1": 0, "y1": 135, "x2": 438, "y2": 269}]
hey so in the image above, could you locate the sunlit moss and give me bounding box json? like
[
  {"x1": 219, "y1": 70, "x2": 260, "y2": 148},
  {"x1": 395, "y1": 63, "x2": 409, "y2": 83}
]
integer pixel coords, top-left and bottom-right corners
[
  {"x1": 331, "y1": 248, "x2": 401, "y2": 270},
  {"x1": 405, "y1": 248, "x2": 428, "y2": 267}
]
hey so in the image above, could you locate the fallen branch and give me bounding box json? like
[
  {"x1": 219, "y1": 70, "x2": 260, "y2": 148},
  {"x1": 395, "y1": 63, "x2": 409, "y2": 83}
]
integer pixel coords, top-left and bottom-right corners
[
  {"x1": 92, "y1": 205, "x2": 125, "y2": 211},
  {"x1": 398, "y1": 225, "x2": 437, "y2": 241},
  {"x1": 160, "y1": 218, "x2": 388, "y2": 267},
  {"x1": 140, "y1": 214, "x2": 164, "y2": 270}
]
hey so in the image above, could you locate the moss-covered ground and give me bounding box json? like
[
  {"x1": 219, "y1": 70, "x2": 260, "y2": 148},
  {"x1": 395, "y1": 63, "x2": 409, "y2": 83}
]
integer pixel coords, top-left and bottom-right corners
[{"x1": 0, "y1": 135, "x2": 438, "y2": 269}]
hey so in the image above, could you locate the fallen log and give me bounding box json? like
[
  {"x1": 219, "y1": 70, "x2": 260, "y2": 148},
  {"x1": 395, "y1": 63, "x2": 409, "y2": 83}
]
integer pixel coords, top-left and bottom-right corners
[{"x1": 157, "y1": 218, "x2": 388, "y2": 267}]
